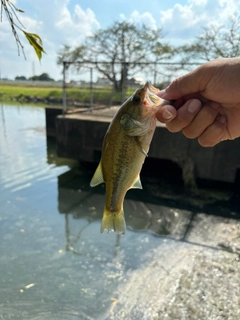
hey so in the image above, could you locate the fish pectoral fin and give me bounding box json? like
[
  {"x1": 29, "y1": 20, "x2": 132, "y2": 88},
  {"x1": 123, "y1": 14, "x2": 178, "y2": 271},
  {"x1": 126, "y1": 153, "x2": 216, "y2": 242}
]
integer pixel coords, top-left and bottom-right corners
[
  {"x1": 90, "y1": 160, "x2": 104, "y2": 187},
  {"x1": 134, "y1": 136, "x2": 148, "y2": 157},
  {"x1": 130, "y1": 175, "x2": 143, "y2": 189},
  {"x1": 120, "y1": 113, "x2": 148, "y2": 136}
]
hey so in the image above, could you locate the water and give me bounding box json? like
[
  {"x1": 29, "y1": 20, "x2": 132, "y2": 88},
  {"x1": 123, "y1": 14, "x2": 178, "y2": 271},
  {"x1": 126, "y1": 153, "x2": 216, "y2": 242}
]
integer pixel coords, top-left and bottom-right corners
[
  {"x1": 1, "y1": 104, "x2": 240, "y2": 320},
  {"x1": 0, "y1": 104, "x2": 171, "y2": 319}
]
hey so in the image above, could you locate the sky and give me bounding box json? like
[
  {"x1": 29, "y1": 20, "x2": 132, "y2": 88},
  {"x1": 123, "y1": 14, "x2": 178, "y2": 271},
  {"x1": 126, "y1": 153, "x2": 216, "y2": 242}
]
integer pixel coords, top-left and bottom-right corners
[{"x1": 0, "y1": 0, "x2": 240, "y2": 81}]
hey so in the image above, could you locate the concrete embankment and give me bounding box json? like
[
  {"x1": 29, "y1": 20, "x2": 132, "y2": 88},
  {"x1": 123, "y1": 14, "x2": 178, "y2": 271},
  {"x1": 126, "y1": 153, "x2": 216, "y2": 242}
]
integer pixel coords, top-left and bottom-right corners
[
  {"x1": 50, "y1": 106, "x2": 240, "y2": 184},
  {"x1": 109, "y1": 216, "x2": 240, "y2": 319}
]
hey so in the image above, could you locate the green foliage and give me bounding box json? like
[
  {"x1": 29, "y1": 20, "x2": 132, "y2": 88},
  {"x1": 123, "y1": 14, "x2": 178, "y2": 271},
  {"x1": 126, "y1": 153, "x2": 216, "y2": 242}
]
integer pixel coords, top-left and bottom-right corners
[
  {"x1": 29, "y1": 73, "x2": 54, "y2": 81},
  {"x1": 0, "y1": 84, "x2": 61, "y2": 100},
  {"x1": 0, "y1": 83, "x2": 136, "y2": 105},
  {"x1": 15, "y1": 75, "x2": 27, "y2": 81}
]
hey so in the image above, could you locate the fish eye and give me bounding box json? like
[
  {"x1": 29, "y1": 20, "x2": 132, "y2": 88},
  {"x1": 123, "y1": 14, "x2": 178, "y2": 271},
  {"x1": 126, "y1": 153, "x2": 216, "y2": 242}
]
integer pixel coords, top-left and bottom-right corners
[{"x1": 132, "y1": 95, "x2": 141, "y2": 104}]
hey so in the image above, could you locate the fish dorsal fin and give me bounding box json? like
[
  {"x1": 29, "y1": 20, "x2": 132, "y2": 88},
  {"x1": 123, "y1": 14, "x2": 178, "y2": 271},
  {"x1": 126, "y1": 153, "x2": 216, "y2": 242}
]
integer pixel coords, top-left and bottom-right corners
[
  {"x1": 90, "y1": 160, "x2": 105, "y2": 187},
  {"x1": 130, "y1": 175, "x2": 142, "y2": 189}
]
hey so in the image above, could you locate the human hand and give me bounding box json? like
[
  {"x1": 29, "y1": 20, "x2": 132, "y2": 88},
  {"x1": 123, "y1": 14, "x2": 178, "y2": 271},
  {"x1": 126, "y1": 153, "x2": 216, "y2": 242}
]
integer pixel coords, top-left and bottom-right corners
[{"x1": 156, "y1": 57, "x2": 240, "y2": 146}]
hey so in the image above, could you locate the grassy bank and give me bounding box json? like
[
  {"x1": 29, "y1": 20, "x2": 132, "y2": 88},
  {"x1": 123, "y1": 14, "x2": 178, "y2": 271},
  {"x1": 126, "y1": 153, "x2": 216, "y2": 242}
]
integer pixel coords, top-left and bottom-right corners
[
  {"x1": 0, "y1": 82, "x2": 135, "y2": 105},
  {"x1": 0, "y1": 84, "x2": 61, "y2": 99}
]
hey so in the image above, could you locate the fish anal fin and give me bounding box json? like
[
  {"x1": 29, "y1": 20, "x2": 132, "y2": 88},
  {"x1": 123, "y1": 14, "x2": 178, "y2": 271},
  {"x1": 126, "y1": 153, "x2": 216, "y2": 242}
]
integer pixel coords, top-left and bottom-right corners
[
  {"x1": 101, "y1": 207, "x2": 126, "y2": 235},
  {"x1": 131, "y1": 175, "x2": 142, "y2": 189},
  {"x1": 90, "y1": 160, "x2": 104, "y2": 187}
]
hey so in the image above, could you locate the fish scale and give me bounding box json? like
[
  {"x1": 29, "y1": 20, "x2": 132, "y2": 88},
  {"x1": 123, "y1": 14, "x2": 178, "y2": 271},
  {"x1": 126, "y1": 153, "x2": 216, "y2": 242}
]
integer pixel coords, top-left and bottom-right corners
[{"x1": 90, "y1": 82, "x2": 166, "y2": 234}]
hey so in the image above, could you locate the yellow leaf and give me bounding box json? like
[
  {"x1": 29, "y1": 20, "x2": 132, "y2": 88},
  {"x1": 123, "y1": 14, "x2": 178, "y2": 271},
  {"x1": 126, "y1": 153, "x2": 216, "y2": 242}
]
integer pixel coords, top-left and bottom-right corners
[{"x1": 23, "y1": 31, "x2": 46, "y2": 61}]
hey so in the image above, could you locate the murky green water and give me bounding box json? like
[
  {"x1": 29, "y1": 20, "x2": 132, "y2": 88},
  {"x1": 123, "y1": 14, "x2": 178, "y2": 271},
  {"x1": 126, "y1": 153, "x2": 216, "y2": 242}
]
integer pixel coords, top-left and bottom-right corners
[{"x1": 1, "y1": 104, "x2": 240, "y2": 320}]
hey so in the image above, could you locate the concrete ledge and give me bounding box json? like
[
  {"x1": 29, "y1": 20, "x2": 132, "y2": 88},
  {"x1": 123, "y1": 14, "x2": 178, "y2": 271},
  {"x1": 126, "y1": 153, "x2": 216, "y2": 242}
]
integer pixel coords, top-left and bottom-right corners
[{"x1": 55, "y1": 112, "x2": 240, "y2": 183}]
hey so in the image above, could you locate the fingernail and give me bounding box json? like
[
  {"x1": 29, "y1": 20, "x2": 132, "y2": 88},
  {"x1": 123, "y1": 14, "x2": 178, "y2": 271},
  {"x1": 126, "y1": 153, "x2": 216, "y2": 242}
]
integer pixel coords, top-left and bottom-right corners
[
  {"x1": 162, "y1": 109, "x2": 173, "y2": 119},
  {"x1": 217, "y1": 115, "x2": 227, "y2": 124},
  {"x1": 187, "y1": 99, "x2": 201, "y2": 113}
]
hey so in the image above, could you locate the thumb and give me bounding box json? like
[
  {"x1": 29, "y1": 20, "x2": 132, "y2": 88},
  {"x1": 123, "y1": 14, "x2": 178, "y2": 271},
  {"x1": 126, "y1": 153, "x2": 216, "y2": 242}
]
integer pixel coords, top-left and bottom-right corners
[{"x1": 158, "y1": 65, "x2": 209, "y2": 100}]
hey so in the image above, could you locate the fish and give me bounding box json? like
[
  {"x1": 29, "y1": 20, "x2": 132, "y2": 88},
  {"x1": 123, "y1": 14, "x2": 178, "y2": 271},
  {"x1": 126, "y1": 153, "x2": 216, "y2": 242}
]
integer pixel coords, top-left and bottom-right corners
[{"x1": 90, "y1": 82, "x2": 166, "y2": 234}]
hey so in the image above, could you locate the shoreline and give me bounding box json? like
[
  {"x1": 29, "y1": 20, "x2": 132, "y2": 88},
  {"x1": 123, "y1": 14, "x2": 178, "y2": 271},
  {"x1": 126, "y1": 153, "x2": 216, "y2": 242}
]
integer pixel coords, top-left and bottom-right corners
[{"x1": 0, "y1": 82, "x2": 131, "y2": 105}]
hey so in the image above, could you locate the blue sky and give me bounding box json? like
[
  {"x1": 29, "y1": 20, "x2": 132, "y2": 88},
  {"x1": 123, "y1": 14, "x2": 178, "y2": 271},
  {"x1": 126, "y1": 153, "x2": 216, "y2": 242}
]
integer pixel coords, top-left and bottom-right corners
[{"x1": 0, "y1": 0, "x2": 240, "y2": 80}]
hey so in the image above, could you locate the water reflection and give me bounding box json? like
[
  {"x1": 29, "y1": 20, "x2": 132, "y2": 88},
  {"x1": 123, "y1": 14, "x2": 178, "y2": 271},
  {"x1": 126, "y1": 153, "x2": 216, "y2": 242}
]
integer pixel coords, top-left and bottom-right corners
[
  {"x1": 1, "y1": 104, "x2": 240, "y2": 320},
  {"x1": 57, "y1": 163, "x2": 240, "y2": 252},
  {"x1": 0, "y1": 104, "x2": 7, "y2": 139},
  {"x1": 65, "y1": 212, "x2": 122, "y2": 258},
  {"x1": 57, "y1": 167, "x2": 191, "y2": 243}
]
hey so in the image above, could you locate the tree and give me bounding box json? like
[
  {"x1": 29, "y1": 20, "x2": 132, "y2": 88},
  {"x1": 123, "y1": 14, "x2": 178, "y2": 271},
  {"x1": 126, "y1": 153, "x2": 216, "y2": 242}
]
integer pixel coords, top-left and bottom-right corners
[
  {"x1": 15, "y1": 75, "x2": 26, "y2": 81},
  {"x1": 180, "y1": 15, "x2": 240, "y2": 63},
  {"x1": 57, "y1": 21, "x2": 174, "y2": 91},
  {"x1": 1, "y1": 0, "x2": 45, "y2": 60},
  {"x1": 29, "y1": 73, "x2": 54, "y2": 81}
]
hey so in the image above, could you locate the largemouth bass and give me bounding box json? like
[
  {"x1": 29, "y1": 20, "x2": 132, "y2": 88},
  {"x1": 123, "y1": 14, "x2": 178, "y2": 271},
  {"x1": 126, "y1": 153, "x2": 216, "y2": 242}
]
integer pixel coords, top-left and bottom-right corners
[{"x1": 90, "y1": 82, "x2": 166, "y2": 234}]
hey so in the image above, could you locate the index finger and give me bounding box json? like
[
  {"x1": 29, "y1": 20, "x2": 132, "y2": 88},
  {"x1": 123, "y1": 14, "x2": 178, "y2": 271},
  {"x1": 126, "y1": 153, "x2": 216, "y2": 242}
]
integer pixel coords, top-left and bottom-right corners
[
  {"x1": 157, "y1": 64, "x2": 213, "y2": 100},
  {"x1": 173, "y1": 93, "x2": 208, "y2": 109}
]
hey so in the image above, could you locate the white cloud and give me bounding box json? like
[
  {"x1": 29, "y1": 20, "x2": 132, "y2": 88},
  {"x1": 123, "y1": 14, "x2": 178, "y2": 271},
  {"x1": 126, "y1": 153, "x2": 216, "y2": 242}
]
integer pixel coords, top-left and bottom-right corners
[
  {"x1": 159, "y1": 0, "x2": 240, "y2": 45},
  {"x1": 123, "y1": 10, "x2": 158, "y2": 30},
  {"x1": 188, "y1": 0, "x2": 208, "y2": 6},
  {"x1": 218, "y1": 0, "x2": 239, "y2": 17},
  {"x1": 159, "y1": 3, "x2": 203, "y2": 45},
  {"x1": 55, "y1": 5, "x2": 100, "y2": 46},
  {"x1": 0, "y1": 0, "x2": 100, "y2": 80},
  {"x1": 160, "y1": 4, "x2": 197, "y2": 28}
]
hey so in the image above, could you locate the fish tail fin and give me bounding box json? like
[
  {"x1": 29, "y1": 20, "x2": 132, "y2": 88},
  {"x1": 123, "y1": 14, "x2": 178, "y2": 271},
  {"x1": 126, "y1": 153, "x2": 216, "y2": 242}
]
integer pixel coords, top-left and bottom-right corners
[{"x1": 100, "y1": 207, "x2": 126, "y2": 235}]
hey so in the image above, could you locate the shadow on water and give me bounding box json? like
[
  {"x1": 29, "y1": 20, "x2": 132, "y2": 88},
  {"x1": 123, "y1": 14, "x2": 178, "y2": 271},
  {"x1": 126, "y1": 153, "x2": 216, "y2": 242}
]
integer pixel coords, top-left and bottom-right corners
[{"x1": 55, "y1": 145, "x2": 240, "y2": 254}]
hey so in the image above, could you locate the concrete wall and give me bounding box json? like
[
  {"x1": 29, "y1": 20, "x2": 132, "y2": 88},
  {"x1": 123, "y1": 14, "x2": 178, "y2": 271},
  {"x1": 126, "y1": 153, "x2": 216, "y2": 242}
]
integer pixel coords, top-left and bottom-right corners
[
  {"x1": 55, "y1": 114, "x2": 240, "y2": 183},
  {"x1": 45, "y1": 107, "x2": 62, "y2": 137}
]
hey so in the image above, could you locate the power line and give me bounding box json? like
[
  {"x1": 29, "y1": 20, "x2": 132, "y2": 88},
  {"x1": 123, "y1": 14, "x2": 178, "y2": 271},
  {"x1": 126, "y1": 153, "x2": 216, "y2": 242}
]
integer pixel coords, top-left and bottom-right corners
[{"x1": 63, "y1": 61, "x2": 202, "y2": 66}]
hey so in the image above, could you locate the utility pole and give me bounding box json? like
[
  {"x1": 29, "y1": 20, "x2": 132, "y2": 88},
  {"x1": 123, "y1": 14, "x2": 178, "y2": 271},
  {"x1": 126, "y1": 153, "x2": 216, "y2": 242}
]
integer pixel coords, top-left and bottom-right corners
[
  {"x1": 62, "y1": 61, "x2": 67, "y2": 114},
  {"x1": 121, "y1": 62, "x2": 128, "y2": 104},
  {"x1": 153, "y1": 62, "x2": 157, "y2": 85},
  {"x1": 121, "y1": 28, "x2": 127, "y2": 104},
  {"x1": 32, "y1": 61, "x2": 35, "y2": 81},
  {"x1": 90, "y1": 67, "x2": 93, "y2": 112}
]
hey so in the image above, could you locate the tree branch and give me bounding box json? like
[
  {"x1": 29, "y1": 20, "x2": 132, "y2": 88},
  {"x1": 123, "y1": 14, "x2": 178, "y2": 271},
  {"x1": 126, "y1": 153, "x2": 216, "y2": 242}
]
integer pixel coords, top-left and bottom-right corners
[{"x1": 0, "y1": 0, "x2": 45, "y2": 60}]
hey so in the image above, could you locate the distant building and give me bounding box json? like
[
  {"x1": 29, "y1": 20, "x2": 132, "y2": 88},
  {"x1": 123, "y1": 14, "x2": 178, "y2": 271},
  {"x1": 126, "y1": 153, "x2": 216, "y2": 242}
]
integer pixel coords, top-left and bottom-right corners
[
  {"x1": 95, "y1": 76, "x2": 111, "y2": 86},
  {"x1": 95, "y1": 76, "x2": 144, "y2": 87},
  {"x1": 127, "y1": 77, "x2": 144, "y2": 86}
]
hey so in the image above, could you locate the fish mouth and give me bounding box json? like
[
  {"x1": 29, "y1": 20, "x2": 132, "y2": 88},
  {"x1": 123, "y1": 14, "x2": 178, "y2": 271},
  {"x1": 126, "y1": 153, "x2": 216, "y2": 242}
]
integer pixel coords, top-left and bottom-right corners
[{"x1": 142, "y1": 82, "x2": 164, "y2": 108}]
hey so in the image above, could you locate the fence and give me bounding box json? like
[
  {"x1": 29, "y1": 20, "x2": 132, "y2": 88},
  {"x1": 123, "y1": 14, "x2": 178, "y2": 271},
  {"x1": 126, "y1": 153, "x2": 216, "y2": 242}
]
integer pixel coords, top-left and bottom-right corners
[{"x1": 62, "y1": 61, "x2": 201, "y2": 113}]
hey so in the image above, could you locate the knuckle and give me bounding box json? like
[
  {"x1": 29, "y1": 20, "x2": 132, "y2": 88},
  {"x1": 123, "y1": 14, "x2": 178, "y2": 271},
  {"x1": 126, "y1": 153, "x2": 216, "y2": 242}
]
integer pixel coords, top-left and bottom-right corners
[
  {"x1": 204, "y1": 102, "x2": 219, "y2": 117},
  {"x1": 166, "y1": 123, "x2": 181, "y2": 133},
  {"x1": 182, "y1": 127, "x2": 196, "y2": 139},
  {"x1": 198, "y1": 136, "x2": 216, "y2": 147}
]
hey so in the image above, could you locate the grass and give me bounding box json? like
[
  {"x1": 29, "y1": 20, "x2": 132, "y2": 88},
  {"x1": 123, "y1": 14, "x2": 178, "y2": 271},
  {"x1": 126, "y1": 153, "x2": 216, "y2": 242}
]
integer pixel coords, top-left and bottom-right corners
[
  {"x1": 0, "y1": 82, "x2": 136, "y2": 105},
  {"x1": 0, "y1": 83, "x2": 62, "y2": 100}
]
